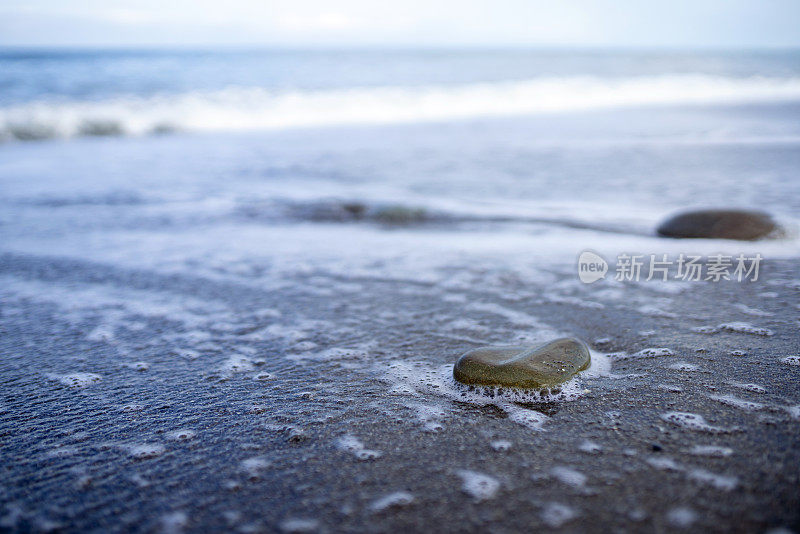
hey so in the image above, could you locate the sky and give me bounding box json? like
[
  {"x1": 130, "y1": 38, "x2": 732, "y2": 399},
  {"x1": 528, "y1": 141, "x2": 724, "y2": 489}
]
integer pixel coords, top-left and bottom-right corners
[{"x1": 1, "y1": 0, "x2": 799, "y2": 49}]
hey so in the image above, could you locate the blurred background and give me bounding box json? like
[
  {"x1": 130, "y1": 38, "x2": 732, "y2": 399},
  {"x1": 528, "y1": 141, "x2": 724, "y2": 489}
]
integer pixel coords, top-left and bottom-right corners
[{"x1": 1, "y1": 0, "x2": 799, "y2": 270}]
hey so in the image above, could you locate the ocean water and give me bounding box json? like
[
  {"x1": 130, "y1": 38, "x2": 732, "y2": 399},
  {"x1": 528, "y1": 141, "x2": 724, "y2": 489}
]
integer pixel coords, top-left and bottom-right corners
[
  {"x1": 1, "y1": 48, "x2": 800, "y2": 138},
  {"x1": 1, "y1": 49, "x2": 800, "y2": 531},
  {"x1": 2, "y1": 49, "x2": 800, "y2": 360},
  {"x1": 2, "y1": 49, "x2": 800, "y2": 341}
]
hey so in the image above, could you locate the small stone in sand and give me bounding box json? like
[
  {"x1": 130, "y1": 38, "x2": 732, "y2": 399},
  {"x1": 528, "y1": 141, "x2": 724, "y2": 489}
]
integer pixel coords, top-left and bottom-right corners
[
  {"x1": 656, "y1": 209, "x2": 778, "y2": 240},
  {"x1": 453, "y1": 337, "x2": 590, "y2": 389}
]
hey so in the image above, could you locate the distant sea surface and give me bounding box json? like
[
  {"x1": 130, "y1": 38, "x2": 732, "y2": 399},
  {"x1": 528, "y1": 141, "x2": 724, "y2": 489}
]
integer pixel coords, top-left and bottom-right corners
[{"x1": 1, "y1": 48, "x2": 800, "y2": 140}]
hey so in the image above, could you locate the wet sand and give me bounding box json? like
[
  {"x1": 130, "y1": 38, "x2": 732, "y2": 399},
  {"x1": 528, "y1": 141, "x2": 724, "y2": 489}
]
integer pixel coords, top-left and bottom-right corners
[{"x1": 1, "y1": 251, "x2": 798, "y2": 532}]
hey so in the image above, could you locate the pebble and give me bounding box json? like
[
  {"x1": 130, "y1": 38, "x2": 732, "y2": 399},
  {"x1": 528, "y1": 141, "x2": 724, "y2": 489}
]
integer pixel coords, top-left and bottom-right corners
[
  {"x1": 453, "y1": 337, "x2": 590, "y2": 388},
  {"x1": 656, "y1": 209, "x2": 779, "y2": 240}
]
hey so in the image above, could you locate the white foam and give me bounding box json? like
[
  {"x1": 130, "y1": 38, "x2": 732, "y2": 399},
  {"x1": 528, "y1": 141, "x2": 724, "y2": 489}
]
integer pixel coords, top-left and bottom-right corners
[
  {"x1": 240, "y1": 457, "x2": 271, "y2": 478},
  {"x1": 457, "y1": 470, "x2": 500, "y2": 502},
  {"x1": 784, "y1": 405, "x2": 800, "y2": 420},
  {"x1": 503, "y1": 404, "x2": 550, "y2": 431},
  {"x1": 5, "y1": 74, "x2": 800, "y2": 140},
  {"x1": 165, "y1": 429, "x2": 197, "y2": 441},
  {"x1": 381, "y1": 350, "x2": 613, "y2": 432},
  {"x1": 550, "y1": 466, "x2": 587, "y2": 487},
  {"x1": 694, "y1": 322, "x2": 774, "y2": 336},
  {"x1": 661, "y1": 412, "x2": 728, "y2": 433},
  {"x1": 666, "y1": 507, "x2": 697, "y2": 528},
  {"x1": 646, "y1": 456, "x2": 682, "y2": 471},
  {"x1": 781, "y1": 356, "x2": 800, "y2": 366},
  {"x1": 733, "y1": 304, "x2": 774, "y2": 317},
  {"x1": 687, "y1": 469, "x2": 738, "y2": 491},
  {"x1": 126, "y1": 443, "x2": 166, "y2": 459},
  {"x1": 718, "y1": 322, "x2": 775, "y2": 336},
  {"x1": 87, "y1": 324, "x2": 115, "y2": 342},
  {"x1": 490, "y1": 440, "x2": 512, "y2": 452},
  {"x1": 48, "y1": 372, "x2": 102, "y2": 388},
  {"x1": 688, "y1": 445, "x2": 734, "y2": 457},
  {"x1": 708, "y1": 394, "x2": 765, "y2": 412},
  {"x1": 669, "y1": 362, "x2": 699, "y2": 372},
  {"x1": 336, "y1": 435, "x2": 382, "y2": 461},
  {"x1": 541, "y1": 502, "x2": 579, "y2": 528},
  {"x1": 405, "y1": 402, "x2": 446, "y2": 433},
  {"x1": 578, "y1": 440, "x2": 602, "y2": 454},
  {"x1": 218, "y1": 355, "x2": 255, "y2": 373},
  {"x1": 646, "y1": 458, "x2": 737, "y2": 492},
  {"x1": 369, "y1": 492, "x2": 415, "y2": 513},
  {"x1": 638, "y1": 305, "x2": 677, "y2": 318},
  {"x1": 617, "y1": 347, "x2": 675, "y2": 360},
  {"x1": 289, "y1": 345, "x2": 373, "y2": 362}
]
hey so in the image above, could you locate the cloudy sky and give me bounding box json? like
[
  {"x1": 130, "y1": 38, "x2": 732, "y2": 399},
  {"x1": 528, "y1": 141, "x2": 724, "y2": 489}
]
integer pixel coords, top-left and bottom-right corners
[{"x1": 1, "y1": 0, "x2": 799, "y2": 48}]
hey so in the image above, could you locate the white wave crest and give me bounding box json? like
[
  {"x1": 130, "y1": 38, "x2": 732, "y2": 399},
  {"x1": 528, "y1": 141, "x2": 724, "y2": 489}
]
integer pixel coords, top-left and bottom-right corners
[{"x1": 3, "y1": 74, "x2": 800, "y2": 140}]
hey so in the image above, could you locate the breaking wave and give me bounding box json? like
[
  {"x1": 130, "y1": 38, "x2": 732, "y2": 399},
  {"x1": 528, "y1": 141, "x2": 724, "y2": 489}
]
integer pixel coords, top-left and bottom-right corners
[{"x1": 3, "y1": 74, "x2": 800, "y2": 141}]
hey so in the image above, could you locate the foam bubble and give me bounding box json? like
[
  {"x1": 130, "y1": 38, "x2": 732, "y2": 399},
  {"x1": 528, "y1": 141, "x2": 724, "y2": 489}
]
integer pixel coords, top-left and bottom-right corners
[
  {"x1": 733, "y1": 303, "x2": 774, "y2": 317},
  {"x1": 490, "y1": 440, "x2": 512, "y2": 452},
  {"x1": 241, "y1": 457, "x2": 271, "y2": 479},
  {"x1": 219, "y1": 355, "x2": 255, "y2": 373},
  {"x1": 369, "y1": 492, "x2": 414, "y2": 513},
  {"x1": 708, "y1": 394, "x2": 764, "y2": 412},
  {"x1": 666, "y1": 507, "x2": 697, "y2": 527},
  {"x1": 503, "y1": 404, "x2": 549, "y2": 431},
  {"x1": 646, "y1": 456, "x2": 682, "y2": 471},
  {"x1": 550, "y1": 466, "x2": 587, "y2": 487},
  {"x1": 661, "y1": 412, "x2": 729, "y2": 433},
  {"x1": 669, "y1": 362, "x2": 700, "y2": 372},
  {"x1": 578, "y1": 440, "x2": 602, "y2": 454},
  {"x1": 126, "y1": 443, "x2": 166, "y2": 459},
  {"x1": 617, "y1": 347, "x2": 674, "y2": 360},
  {"x1": 457, "y1": 470, "x2": 500, "y2": 502},
  {"x1": 288, "y1": 345, "x2": 373, "y2": 363},
  {"x1": 694, "y1": 323, "x2": 774, "y2": 336},
  {"x1": 87, "y1": 324, "x2": 115, "y2": 342},
  {"x1": 781, "y1": 356, "x2": 800, "y2": 366},
  {"x1": 784, "y1": 405, "x2": 800, "y2": 420},
  {"x1": 165, "y1": 429, "x2": 197, "y2": 441},
  {"x1": 405, "y1": 402, "x2": 445, "y2": 433},
  {"x1": 336, "y1": 435, "x2": 382, "y2": 461},
  {"x1": 48, "y1": 373, "x2": 102, "y2": 388},
  {"x1": 124, "y1": 361, "x2": 150, "y2": 371},
  {"x1": 688, "y1": 445, "x2": 734, "y2": 457},
  {"x1": 687, "y1": 469, "x2": 738, "y2": 491},
  {"x1": 541, "y1": 502, "x2": 579, "y2": 528}
]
